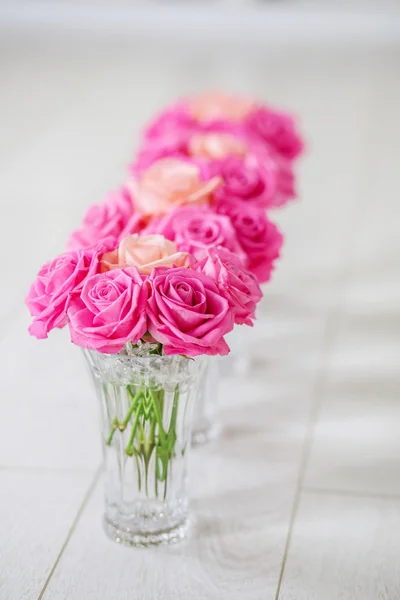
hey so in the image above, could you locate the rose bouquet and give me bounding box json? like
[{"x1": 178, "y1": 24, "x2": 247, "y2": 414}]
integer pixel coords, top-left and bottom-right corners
[
  {"x1": 68, "y1": 92, "x2": 302, "y2": 285},
  {"x1": 64, "y1": 92, "x2": 302, "y2": 451},
  {"x1": 69, "y1": 159, "x2": 283, "y2": 285},
  {"x1": 26, "y1": 90, "x2": 302, "y2": 546},
  {"x1": 143, "y1": 91, "x2": 303, "y2": 160},
  {"x1": 26, "y1": 233, "x2": 262, "y2": 545},
  {"x1": 136, "y1": 91, "x2": 304, "y2": 207}
]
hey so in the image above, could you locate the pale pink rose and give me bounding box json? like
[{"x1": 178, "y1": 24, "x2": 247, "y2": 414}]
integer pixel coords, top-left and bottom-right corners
[
  {"x1": 189, "y1": 132, "x2": 248, "y2": 160},
  {"x1": 146, "y1": 266, "x2": 233, "y2": 356},
  {"x1": 67, "y1": 189, "x2": 144, "y2": 251},
  {"x1": 26, "y1": 242, "x2": 111, "y2": 339},
  {"x1": 148, "y1": 206, "x2": 247, "y2": 265},
  {"x1": 101, "y1": 234, "x2": 189, "y2": 275},
  {"x1": 188, "y1": 92, "x2": 255, "y2": 122},
  {"x1": 245, "y1": 106, "x2": 304, "y2": 160},
  {"x1": 217, "y1": 202, "x2": 283, "y2": 283},
  {"x1": 196, "y1": 247, "x2": 262, "y2": 326},
  {"x1": 128, "y1": 158, "x2": 222, "y2": 217},
  {"x1": 131, "y1": 130, "x2": 247, "y2": 175},
  {"x1": 132, "y1": 135, "x2": 189, "y2": 175},
  {"x1": 67, "y1": 267, "x2": 148, "y2": 354}
]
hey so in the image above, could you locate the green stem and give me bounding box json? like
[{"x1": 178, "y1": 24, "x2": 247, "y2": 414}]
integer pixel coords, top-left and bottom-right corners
[
  {"x1": 105, "y1": 417, "x2": 119, "y2": 446},
  {"x1": 105, "y1": 382, "x2": 181, "y2": 501},
  {"x1": 168, "y1": 387, "x2": 179, "y2": 440},
  {"x1": 106, "y1": 388, "x2": 142, "y2": 446},
  {"x1": 155, "y1": 386, "x2": 180, "y2": 499},
  {"x1": 133, "y1": 448, "x2": 142, "y2": 492},
  {"x1": 125, "y1": 407, "x2": 142, "y2": 456},
  {"x1": 151, "y1": 389, "x2": 166, "y2": 444},
  {"x1": 120, "y1": 391, "x2": 141, "y2": 430}
]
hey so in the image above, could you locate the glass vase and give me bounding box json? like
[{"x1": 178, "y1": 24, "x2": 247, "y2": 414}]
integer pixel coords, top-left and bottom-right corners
[
  {"x1": 191, "y1": 357, "x2": 220, "y2": 446},
  {"x1": 84, "y1": 346, "x2": 202, "y2": 547},
  {"x1": 219, "y1": 327, "x2": 251, "y2": 377}
]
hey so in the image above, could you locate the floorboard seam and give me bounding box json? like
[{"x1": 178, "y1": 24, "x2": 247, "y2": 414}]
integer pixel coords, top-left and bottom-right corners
[
  {"x1": 274, "y1": 78, "x2": 382, "y2": 599},
  {"x1": 302, "y1": 486, "x2": 400, "y2": 502},
  {"x1": 36, "y1": 464, "x2": 102, "y2": 600}
]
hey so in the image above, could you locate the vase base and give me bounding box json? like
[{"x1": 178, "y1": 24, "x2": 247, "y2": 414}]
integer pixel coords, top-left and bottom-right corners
[
  {"x1": 191, "y1": 422, "x2": 220, "y2": 447},
  {"x1": 103, "y1": 515, "x2": 189, "y2": 548}
]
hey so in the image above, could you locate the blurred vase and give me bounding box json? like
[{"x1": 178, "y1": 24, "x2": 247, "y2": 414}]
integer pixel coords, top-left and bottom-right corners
[
  {"x1": 191, "y1": 357, "x2": 220, "y2": 446},
  {"x1": 219, "y1": 327, "x2": 251, "y2": 378},
  {"x1": 84, "y1": 347, "x2": 202, "y2": 547}
]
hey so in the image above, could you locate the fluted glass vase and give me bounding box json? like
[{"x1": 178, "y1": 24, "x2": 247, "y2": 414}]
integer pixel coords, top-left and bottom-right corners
[
  {"x1": 191, "y1": 357, "x2": 220, "y2": 446},
  {"x1": 84, "y1": 346, "x2": 202, "y2": 547},
  {"x1": 219, "y1": 327, "x2": 251, "y2": 377}
]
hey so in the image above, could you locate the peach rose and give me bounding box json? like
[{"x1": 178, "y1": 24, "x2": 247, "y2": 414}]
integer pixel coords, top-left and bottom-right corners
[
  {"x1": 189, "y1": 133, "x2": 248, "y2": 160},
  {"x1": 129, "y1": 158, "x2": 221, "y2": 217},
  {"x1": 188, "y1": 92, "x2": 255, "y2": 122},
  {"x1": 101, "y1": 234, "x2": 189, "y2": 275}
]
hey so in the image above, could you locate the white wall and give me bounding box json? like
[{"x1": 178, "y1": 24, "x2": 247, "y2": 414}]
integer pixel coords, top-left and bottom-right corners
[{"x1": 1, "y1": 1, "x2": 400, "y2": 45}]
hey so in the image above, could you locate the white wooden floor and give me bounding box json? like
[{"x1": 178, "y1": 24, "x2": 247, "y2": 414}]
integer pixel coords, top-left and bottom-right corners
[{"x1": 0, "y1": 32, "x2": 399, "y2": 600}]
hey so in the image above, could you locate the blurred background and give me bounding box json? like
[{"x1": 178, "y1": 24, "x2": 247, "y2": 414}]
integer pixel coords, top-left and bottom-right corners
[
  {"x1": 0, "y1": 1, "x2": 400, "y2": 599},
  {"x1": 1, "y1": 0, "x2": 399, "y2": 317}
]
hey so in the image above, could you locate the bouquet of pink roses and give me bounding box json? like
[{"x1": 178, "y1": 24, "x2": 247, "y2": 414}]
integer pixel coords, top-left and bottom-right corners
[
  {"x1": 136, "y1": 91, "x2": 303, "y2": 206},
  {"x1": 27, "y1": 234, "x2": 262, "y2": 355},
  {"x1": 25, "y1": 91, "x2": 303, "y2": 547},
  {"x1": 67, "y1": 93, "x2": 303, "y2": 289},
  {"x1": 26, "y1": 234, "x2": 262, "y2": 545},
  {"x1": 68, "y1": 158, "x2": 283, "y2": 284}
]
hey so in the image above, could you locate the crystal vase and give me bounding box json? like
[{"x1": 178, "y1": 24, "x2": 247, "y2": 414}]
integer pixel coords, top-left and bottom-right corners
[
  {"x1": 84, "y1": 347, "x2": 202, "y2": 547},
  {"x1": 219, "y1": 327, "x2": 251, "y2": 377},
  {"x1": 191, "y1": 357, "x2": 220, "y2": 446}
]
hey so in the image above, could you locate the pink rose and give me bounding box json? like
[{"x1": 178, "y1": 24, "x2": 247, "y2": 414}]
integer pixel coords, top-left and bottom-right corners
[
  {"x1": 128, "y1": 158, "x2": 222, "y2": 217},
  {"x1": 196, "y1": 247, "x2": 262, "y2": 326},
  {"x1": 67, "y1": 188, "x2": 143, "y2": 251},
  {"x1": 217, "y1": 203, "x2": 283, "y2": 283},
  {"x1": 209, "y1": 156, "x2": 277, "y2": 209},
  {"x1": 132, "y1": 130, "x2": 248, "y2": 176},
  {"x1": 147, "y1": 266, "x2": 233, "y2": 356},
  {"x1": 101, "y1": 234, "x2": 189, "y2": 274},
  {"x1": 245, "y1": 106, "x2": 304, "y2": 160},
  {"x1": 132, "y1": 135, "x2": 188, "y2": 175},
  {"x1": 143, "y1": 103, "x2": 195, "y2": 141},
  {"x1": 188, "y1": 132, "x2": 248, "y2": 160},
  {"x1": 275, "y1": 157, "x2": 297, "y2": 205},
  {"x1": 67, "y1": 267, "x2": 148, "y2": 354},
  {"x1": 188, "y1": 92, "x2": 255, "y2": 122},
  {"x1": 148, "y1": 206, "x2": 247, "y2": 265},
  {"x1": 26, "y1": 244, "x2": 108, "y2": 339}
]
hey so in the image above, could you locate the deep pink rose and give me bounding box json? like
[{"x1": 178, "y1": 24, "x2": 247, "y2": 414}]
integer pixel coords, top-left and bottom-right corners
[
  {"x1": 147, "y1": 206, "x2": 247, "y2": 265},
  {"x1": 208, "y1": 156, "x2": 277, "y2": 209},
  {"x1": 144, "y1": 103, "x2": 195, "y2": 141},
  {"x1": 274, "y1": 157, "x2": 297, "y2": 206},
  {"x1": 217, "y1": 202, "x2": 283, "y2": 283},
  {"x1": 142, "y1": 97, "x2": 303, "y2": 161},
  {"x1": 67, "y1": 267, "x2": 148, "y2": 353},
  {"x1": 245, "y1": 106, "x2": 304, "y2": 160},
  {"x1": 67, "y1": 188, "x2": 144, "y2": 250},
  {"x1": 26, "y1": 245, "x2": 108, "y2": 339},
  {"x1": 132, "y1": 129, "x2": 248, "y2": 175},
  {"x1": 142, "y1": 98, "x2": 249, "y2": 143},
  {"x1": 132, "y1": 134, "x2": 189, "y2": 175},
  {"x1": 196, "y1": 247, "x2": 262, "y2": 326},
  {"x1": 146, "y1": 266, "x2": 233, "y2": 356}
]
